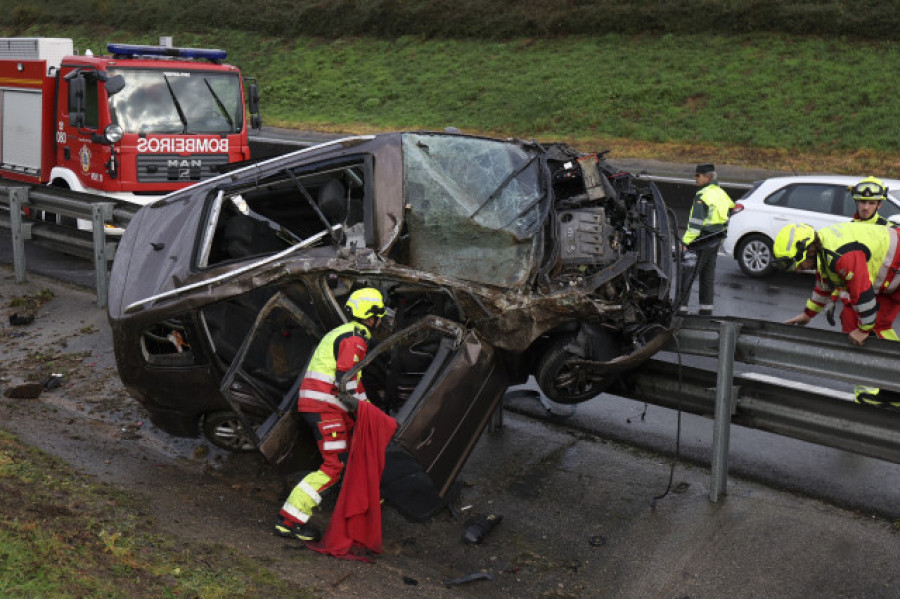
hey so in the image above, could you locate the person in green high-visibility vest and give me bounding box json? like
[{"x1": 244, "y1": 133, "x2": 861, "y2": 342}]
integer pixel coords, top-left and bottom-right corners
[{"x1": 681, "y1": 163, "x2": 734, "y2": 315}]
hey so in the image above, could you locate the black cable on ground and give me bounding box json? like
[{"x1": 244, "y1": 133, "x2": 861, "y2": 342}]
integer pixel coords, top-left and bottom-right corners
[{"x1": 651, "y1": 334, "x2": 684, "y2": 509}]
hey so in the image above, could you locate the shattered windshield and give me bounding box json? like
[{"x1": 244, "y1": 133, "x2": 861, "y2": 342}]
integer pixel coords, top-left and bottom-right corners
[
  {"x1": 109, "y1": 68, "x2": 243, "y2": 135},
  {"x1": 402, "y1": 134, "x2": 548, "y2": 287}
]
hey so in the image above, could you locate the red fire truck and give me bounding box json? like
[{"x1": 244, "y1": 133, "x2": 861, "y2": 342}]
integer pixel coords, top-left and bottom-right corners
[{"x1": 0, "y1": 37, "x2": 260, "y2": 226}]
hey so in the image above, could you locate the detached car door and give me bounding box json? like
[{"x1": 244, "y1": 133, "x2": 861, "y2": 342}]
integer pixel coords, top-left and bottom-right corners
[
  {"x1": 332, "y1": 316, "x2": 508, "y2": 499},
  {"x1": 390, "y1": 327, "x2": 509, "y2": 497}
]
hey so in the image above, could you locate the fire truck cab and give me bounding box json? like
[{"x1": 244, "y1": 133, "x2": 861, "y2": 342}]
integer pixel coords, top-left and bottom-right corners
[{"x1": 0, "y1": 37, "x2": 260, "y2": 220}]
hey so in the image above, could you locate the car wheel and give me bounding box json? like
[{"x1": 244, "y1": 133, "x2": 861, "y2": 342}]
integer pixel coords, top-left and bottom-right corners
[
  {"x1": 201, "y1": 410, "x2": 261, "y2": 452},
  {"x1": 535, "y1": 335, "x2": 617, "y2": 404},
  {"x1": 736, "y1": 234, "x2": 776, "y2": 277}
]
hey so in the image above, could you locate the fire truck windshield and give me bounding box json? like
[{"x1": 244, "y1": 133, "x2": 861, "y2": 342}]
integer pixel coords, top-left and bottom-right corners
[{"x1": 109, "y1": 69, "x2": 243, "y2": 135}]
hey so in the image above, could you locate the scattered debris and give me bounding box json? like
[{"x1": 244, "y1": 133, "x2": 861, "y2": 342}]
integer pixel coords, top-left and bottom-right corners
[
  {"x1": 462, "y1": 513, "x2": 503, "y2": 545},
  {"x1": 444, "y1": 571, "x2": 494, "y2": 587},
  {"x1": 9, "y1": 313, "x2": 34, "y2": 326},
  {"x1": 402, "y1": 576, "x2": 418, "y2": 585},
  {"x1": 4, "y1": 382, "x2": 43, "y2": 399},
  {"x1": 119, "y1": 423, "x2": 143, "y2": 440},
  {"x1": 589, "y1": 535, "x2": 607, "y2": 547},
  {"x1": 42, "y1": 373, "x2": 64, "y2": 390}
]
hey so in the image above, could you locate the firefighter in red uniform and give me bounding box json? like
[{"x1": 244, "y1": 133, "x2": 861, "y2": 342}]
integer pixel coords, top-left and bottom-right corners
[
  {"x1": 826, "y1": 177, "x2": 899, "y2": 325},
  {"x1": 274, "y1": 287, "x2": 387, "y2": 542},
  {"x1": 774, "y1": 221, "x2": 900, "y2": 409}
]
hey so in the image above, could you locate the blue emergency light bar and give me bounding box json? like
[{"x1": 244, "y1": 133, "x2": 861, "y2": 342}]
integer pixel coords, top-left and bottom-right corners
[{"x1": 107, "y1": 43, "x2": 227, "y2": 62}]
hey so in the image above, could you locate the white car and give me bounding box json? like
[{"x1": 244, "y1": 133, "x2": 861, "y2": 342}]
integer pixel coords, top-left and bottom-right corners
[{"x1": 723, "y1": 175, "x2": 900, "y2": 277}]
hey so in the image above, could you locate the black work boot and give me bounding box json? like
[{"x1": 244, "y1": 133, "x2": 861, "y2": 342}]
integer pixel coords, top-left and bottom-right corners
[{"x1": 274, "y1": 520, "x2": 321, "y2": 542}]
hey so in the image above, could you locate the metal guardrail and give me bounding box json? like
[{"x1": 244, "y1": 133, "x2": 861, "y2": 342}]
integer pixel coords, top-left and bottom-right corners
[
  {"x1": 613, "y1": 315, "x2": 900, "y2": 501},
  {"x1": 669, "y1": 315, "x2": 900, "y2": 392},
  {"x1": 0, "y1": 182, "x2": 139, "y2": 308}
]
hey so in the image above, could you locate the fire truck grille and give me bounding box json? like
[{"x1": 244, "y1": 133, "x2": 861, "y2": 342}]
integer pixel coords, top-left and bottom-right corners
[{"x1": 136, "y1": 154, "x2": 230, "y2": 183}]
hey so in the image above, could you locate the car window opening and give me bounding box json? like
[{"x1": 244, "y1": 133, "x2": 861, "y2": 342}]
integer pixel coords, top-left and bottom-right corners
[{"x1": 201, "y1": 162, "x2": 369, "y2": 267}]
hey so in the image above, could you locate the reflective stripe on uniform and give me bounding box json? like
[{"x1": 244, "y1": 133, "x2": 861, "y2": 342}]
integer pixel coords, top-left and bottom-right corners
[
  {"x1": 281, "y1": 470, "x2": 332, "y2": 524},
  {"x1": 304, "y1": 371, "x2": 336, "y2": 385},
  {"x1": 299, "y1": 388, "x2": 341, "y2": 403},
  {"x1": 810, "y1": 289, "x2": 831, "y2": 305},
  {"x1": 854, "y1": 292, "x2": 878, "y2": 328},
  {"x1": 322, "y1": 440, "x2": 347, "y2": 451},
  {"x1": 281, "y1": 502, "x2": 310, "y2": 523},
  {"x1": 298, "y1": 389, "x2": 347, "y2": 410},
  {"x1": 299, "y1": 480, "x2": 322, "y2": 505},
  {"x1": 874, "y1": 228, "x2": 899, "y2": 292},
  {"x1": 855, "y1": 297, "x2": 878, "y2": 316}
]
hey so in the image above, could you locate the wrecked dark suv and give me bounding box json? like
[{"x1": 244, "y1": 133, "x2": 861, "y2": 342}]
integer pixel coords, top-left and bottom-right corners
[{"x1": 107, "y1": 131, "x2": 680, "y2": 503}]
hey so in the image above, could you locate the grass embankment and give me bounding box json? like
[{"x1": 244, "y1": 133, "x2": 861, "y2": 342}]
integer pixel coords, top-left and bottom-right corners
[
  {"x1": 3, "y1": 25, "x2": 900, "y2": 176},
  {"x1": 0, "y1": 429, "x2": 303, "y2": 597}
]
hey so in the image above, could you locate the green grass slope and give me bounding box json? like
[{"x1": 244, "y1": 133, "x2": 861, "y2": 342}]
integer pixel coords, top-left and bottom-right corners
[{"x1": 2, "y1": 18, "x2": 898, "y2": 175}]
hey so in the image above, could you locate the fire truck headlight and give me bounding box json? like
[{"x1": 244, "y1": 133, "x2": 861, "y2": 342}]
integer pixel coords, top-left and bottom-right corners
[{"x1": 105, "y1": 124, "x2": 124, "y2": 144}]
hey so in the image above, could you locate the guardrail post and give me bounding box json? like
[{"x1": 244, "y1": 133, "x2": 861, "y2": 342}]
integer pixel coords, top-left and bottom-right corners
[
  {"x1": 90, "y1": 202, "x2": 115, "y2": 309},
  {"x1": 8, "y1": 187, "x2": 29, "y2": 283},
  {"x1": 710, "y1": 320, "x2": 741, "y2": 502}
]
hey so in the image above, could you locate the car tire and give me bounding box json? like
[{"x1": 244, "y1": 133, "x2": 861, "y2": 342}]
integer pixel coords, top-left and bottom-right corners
[
  {"x1": 201, "y1": 410, "x2": 261, "y2": 452},
  {"x1": 736, "y1": 234, "x2": 776, "y2": 278},
  {"x1": 535, "y1": 334, "x2": 618, "y2": 404}
]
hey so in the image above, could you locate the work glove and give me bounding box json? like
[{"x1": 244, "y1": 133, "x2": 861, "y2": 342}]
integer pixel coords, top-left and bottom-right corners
[
  {"x1": 338, "y1": 390, "x2": 359, "y2": 412},
  {"x1": 825, "y1": 301, "x2": 836, "y2": 327}
]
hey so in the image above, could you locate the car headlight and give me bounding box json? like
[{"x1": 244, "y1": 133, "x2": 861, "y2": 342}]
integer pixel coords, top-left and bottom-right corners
[{"x1": 104, "y1": 124, "x2": 124, "y2": 144}]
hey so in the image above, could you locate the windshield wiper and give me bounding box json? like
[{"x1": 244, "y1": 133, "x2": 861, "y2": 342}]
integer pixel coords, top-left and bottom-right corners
[
  {"x1": 162, "y1": 75, "x2": 189, "y2": 133},
  {"x1": 203, "y1": 78, "x2": 235, "y2": 132}
]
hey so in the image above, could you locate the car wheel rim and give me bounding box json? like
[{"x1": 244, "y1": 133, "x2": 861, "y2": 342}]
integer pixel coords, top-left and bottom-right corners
[
  {"x1": 742, "y1": 240, "x2": 771, "y2": 273},
  {"x1": 549, "y1": 362, "x2": 598, "y2": 401},
  {"x1": 212, "y1": 419, "x2": 254, "y2": 450}
]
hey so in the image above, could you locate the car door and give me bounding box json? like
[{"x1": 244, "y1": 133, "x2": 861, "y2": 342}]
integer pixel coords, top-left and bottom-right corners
[
  {"x1": 763, "y1": 183, "x2": 851, "y2": 233},
  {"x1": 215, "y1": 289, "x2": 326, "y2": 468},
  {"x1": 391, "y1": 329, "x2": 508, "y2": 497},
  {"x1": 332, "y1": 316, "x2": 509, "y2": 498}
]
